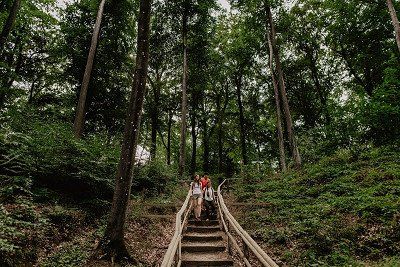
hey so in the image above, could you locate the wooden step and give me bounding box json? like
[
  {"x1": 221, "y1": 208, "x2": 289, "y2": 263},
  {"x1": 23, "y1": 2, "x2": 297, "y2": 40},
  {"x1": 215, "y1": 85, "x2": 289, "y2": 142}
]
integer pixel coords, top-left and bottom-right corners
[
  {"x1": 188, "y1": 220, "x2": 219, "y2": 226},
  {"x1": 182, "y1": 241, "x2": 226, "y2": 253},
  {"x1": 181, "y1": 252, "x2": 233, "y2": 266},
  {"x1": 183, "y1": 232, "x2": 224, "y2": 242},
  {"x1": 186, "y1": 225, "x2": 221, "y2": 233}
]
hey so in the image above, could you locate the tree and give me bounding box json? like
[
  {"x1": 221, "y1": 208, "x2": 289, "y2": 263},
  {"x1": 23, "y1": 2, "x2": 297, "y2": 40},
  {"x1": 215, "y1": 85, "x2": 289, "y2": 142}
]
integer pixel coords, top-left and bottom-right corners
[
  {"x1": 73, "y1": 0, "x2": 106, "y2": 138},
  {"x1": 95, "y1": 0, "x2": 152, "y2": 261},
  {"x1": 0, "y1": 0, "x2": 21, "y2": 53},
  {"x1": 179, "y1": 0, "x2": 189, "y2": 176},
  {"x1": 266, "y1": 17, "x2": 286, "y2": 172},
  {"x1": 266, "y1": 5, "x2": 301, "y2": 169},
  {"x1": 386, "y1": 0, "x2": 400, "y2": 53}
]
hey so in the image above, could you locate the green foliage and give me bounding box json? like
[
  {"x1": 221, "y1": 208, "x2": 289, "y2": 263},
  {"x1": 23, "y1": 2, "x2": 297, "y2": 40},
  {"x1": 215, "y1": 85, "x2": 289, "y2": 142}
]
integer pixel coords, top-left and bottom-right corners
[
  {"x1": 364, "y1": 55, "x2": 400, "y2": 145},
  {"x1": 0, "y1": 202, "x2": 43, "y2": 267},
  {"x1": 41, "y1": 243, "x2": 89, "y2": 267},
  {"x1": 1, "y1": 113, "x2": 120, "y2": 199},
  {"x1": 132, "y1": 160, "x2": 178, "y2": 197},
  {"x1": 61, "y1": 0, "x2": 136, "y2": 134},
  {"x1": 234, "y1": 146, "x2": 400, "y2": 266}
]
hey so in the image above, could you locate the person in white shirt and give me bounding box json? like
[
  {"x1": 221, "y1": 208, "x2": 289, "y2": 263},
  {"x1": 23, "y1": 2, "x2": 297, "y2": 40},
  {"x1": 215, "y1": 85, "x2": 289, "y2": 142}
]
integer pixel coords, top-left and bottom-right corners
[
  {"x1": 204, "y1": 181, "x2": 215, "y2": 220},
  {"x1": 191, "y1": 174, "x2": 203, "y2": 221}
]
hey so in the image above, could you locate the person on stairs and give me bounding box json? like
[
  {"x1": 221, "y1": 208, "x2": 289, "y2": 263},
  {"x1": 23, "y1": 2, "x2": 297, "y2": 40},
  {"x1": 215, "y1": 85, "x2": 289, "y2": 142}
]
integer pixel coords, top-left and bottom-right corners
[
  {"x1": 204, "y1": 181, "x2": 216, "y2": 221},
  {"x1": 191, "y1": 174, "x2": 203, "y2": 221},
  {"x1": 200, "y1": 175, "x2": 210, "y2": 213}
]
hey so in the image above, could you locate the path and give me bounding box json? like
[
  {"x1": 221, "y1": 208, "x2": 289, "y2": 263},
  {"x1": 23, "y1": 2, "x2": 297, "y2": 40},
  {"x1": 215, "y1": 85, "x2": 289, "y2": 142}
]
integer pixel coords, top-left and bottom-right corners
[
  {"x1": 181, "y1": 218, "x2": 234, "y2": 266},
  {"x1": 162, "y1": 180, "x2": 278, "y2": 267}
]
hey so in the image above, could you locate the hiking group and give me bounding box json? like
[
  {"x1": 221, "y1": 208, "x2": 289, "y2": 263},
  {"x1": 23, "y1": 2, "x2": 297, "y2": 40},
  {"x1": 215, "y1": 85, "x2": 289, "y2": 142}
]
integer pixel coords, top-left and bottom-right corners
[{"x1": 191, "y1": 174, "x2": 216, "y2": 221}]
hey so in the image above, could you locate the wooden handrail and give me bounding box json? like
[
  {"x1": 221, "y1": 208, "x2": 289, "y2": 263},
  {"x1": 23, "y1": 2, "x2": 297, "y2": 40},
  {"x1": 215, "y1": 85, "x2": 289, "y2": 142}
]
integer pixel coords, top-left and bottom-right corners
[
  {"x1": 161, "y1": 186, "x2": 192, "y2": 267},
  {"x1": 217, "y1": 179, "x2": 279, "y2": 267}
]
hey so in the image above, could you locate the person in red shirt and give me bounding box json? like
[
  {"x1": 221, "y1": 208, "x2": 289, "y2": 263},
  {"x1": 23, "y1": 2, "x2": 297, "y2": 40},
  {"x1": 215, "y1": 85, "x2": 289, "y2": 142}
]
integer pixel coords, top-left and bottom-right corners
[{"x1": 200, "y1": 175, "x2": 210, "y2": 189}]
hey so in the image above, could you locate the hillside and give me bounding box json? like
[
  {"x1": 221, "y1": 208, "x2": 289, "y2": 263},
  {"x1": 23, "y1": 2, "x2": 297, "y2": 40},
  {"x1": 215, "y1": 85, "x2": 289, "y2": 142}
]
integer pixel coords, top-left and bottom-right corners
[{"x1": 232, "y1": 146, "x2": 400, "y2": 266}]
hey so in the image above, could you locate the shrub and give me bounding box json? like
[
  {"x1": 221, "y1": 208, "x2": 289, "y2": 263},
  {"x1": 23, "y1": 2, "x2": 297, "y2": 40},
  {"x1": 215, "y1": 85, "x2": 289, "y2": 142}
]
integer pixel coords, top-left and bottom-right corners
[
  {"x1": 0, "y1": 120, "x2": 119, "y2": 200},
  {"x1": 132, "y1": 160, "x2": 177, "y2": 197}
]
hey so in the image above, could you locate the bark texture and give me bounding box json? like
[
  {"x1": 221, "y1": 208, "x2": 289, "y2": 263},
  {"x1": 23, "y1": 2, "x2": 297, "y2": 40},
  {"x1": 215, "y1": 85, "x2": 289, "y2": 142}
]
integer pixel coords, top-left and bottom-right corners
[
  {"x1": 267, "y1": 5, "x2": 301, "y2": 169},
  {"x1": 234, "y1": 73, "x2": 248, "y2": 165},
  {"x1": 148, "y1": 70, "x2": 161, "y2": 159},
  {"x1": 96, "y1": 0, "x2": 152, "y2": 261},
  {"x1": 266, "y1": 19, "x2": 287, "y2": 172},
  {"x1": 387, "y1": 0, "x2": 400, "y2": 53},
  {"x1": 190, "y1": 112, "x2": 197, "y2": 175},
  {"x1": 179, "y1": 5, "x2": 189, "y2": 176},
  {"x1": 0, "y1": 0, "x2": 21, "y2": 52},
  {"x1": 73, "y1": 0, "x2": 106, "y2": 138}
]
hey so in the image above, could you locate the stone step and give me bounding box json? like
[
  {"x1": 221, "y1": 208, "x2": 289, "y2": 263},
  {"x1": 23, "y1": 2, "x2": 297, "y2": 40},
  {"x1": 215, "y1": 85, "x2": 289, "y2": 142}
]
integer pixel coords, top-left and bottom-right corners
[
  {"x1": 188, "y1": 220, "x2": 219, "y2": 226},
  {"x1": 186, "y1": 225, "x2": 221, "y2": 233},
  {"x1": 183, "y1": 232, "x2": 224, "y2": 242},
  {"x1": 181, "y1": 252, "x2": 233, "y2": 267},
  {"x1": 182, "y1": 241, "x2": 226, "y2": 253}
]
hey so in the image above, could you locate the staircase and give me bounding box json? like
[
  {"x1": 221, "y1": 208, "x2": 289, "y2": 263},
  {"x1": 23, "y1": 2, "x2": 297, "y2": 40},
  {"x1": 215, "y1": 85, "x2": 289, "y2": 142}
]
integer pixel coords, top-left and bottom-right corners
[
  {"x1": 181, "y1": 195, "x2": 234, "y2": 267},
  {"x1": 162, "y1": 180, "x2": 278, "y2": 267}
]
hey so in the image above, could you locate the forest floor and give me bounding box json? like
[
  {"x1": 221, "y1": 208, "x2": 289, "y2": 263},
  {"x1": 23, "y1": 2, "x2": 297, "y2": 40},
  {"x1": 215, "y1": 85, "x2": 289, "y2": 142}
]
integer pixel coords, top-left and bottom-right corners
[
  {"x1": 0, "y1": 183, "x2": 188, "y2": 267},
  {"x1": 230, "y1": 145, "x2": 400, "y2": 267}
]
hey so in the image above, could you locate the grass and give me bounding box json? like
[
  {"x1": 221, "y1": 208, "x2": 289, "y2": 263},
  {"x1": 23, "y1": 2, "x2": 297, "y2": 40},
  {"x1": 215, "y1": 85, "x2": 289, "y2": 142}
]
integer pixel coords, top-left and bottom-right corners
[{"x1": 233, "y1": 145, "x2": 400, "y2": 266}]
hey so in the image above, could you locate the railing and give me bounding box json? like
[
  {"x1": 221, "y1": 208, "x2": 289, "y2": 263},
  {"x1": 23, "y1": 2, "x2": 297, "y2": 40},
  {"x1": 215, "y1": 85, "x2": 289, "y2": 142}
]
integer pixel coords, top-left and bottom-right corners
[
  {"x1": 161, "y1": 186, "x2": 192, "y2": 267},
  {"x1": 217, "y1": 179, "x2": 279, "y2": 267}
]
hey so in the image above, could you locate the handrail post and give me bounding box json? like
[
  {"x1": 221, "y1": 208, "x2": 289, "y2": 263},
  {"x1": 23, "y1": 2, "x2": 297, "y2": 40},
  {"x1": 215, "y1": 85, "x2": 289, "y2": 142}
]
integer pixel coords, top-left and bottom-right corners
[
  {"x1": 217, "y1": 179, "x2": 279, "y2": 267},
  {"x1": 243, "y1": 241, "x2": 249, "y2": 259}
]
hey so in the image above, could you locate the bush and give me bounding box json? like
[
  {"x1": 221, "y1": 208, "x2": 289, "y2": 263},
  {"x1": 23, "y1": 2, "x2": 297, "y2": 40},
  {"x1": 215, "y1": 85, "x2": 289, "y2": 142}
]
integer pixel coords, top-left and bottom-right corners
[
  {"x1": 0, "y1": 119, "x2": 120, "y2": 200},
  {"x1": 233, "y1": 145, "x2": 400, "y2": 266},
  {"x1": 132, "y1": 160, "x2": 177, "y2": 197},
  {"x1": 364, "y1": 57, "x2": 400, "y2": 145},
  {"x1": 42, "y1": 244, "x2": 89, "y2": 267}
]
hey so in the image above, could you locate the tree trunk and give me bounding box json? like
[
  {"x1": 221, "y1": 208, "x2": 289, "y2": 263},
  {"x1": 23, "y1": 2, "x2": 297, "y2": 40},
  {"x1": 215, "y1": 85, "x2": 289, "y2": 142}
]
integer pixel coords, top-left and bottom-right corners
[
  {"x1": 0, "y1": 0, "x2": 21, "y2": 53},
  {"x1": 234, "y1": 74, "x2": 248, "y2": 165},
  {"x1": 149, "y1": 71, "x2": 161, "y2": 159},
  {"x1": 266, "y1": 5, "x2": 301, "y2": 169},
  {"x1": 95, "y1": 0, "x2": 151, "y2": 262},
  {"x1": 266, "y1": 19, "x2": 287, "y2": 172},
  {"x1": 179, "y1": 5, "x2": 189, "y2": 176},
  {"x1": 73, "y1": 0, "x2": 106, "y2": 138},
  {"x1": 190, "y1": 112, "x2": 197, "y2": 175},
  {"x1": 0, "y1": 34, "x2": 22, "y2": 107},
  {"x1": 387, "y1": 0, "x2": 400, "y2": 53},
  {"x1": 216, "y1": 92, "x2": 223, "y2": 173},
  {"x1": 167, "y1": 111, "x2": 172, "y2": 165},
  {"x1": 217, "y1": 82, "x2": 229, "y2": 173},
  {"x1": 202, "y1": 117, "x2": 210, "y2": 173}
]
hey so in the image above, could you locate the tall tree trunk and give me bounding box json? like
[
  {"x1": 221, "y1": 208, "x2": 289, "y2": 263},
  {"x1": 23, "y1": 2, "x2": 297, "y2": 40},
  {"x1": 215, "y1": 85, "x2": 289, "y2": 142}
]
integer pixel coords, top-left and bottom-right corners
[
  {"x1": 234, "y1": 74, "x2": 248, "y2": 165},
  {"x1": 217, "y1": 82, "x2": 229, "y2": 173},
  {"x1": 0, "y1": 0, "x2": 21, "y2": 53},
  {"x1": 167, "y1": 111, "x2": 172, "y2": 165},
  {"x1": 190, "y1": 113, "x2": 197, "y2": 175},
  {"x1": 179, "y1": 5, "x2": 189, "y2": 176},
  {"x1": 216, "y1": 92, "x2": 223, "y2": 173},
  {"x1": 266, "y1": 20, "x2": 287, "y2": 172},
  {"x1": 266, "y1": 5, "x2": 301, "y2": 169},
  {"x1": 96, "y1": 0, "x2": 151, "y2": 261},
  {"x1": 73, "y1": 0, "x2": 106, "y2": 138},
  {"x1": 149, "y1": 71, "x2": 161, "y2": 159},
  {"x1": 202, "y1": 117, "x2": 210, "y2": 173},
  {"x1": 387, "y1": 0, "x2": 400, "y2": 53},
  {"x1": 0, "y1": 34, "x2": 22, "y2": 107}
]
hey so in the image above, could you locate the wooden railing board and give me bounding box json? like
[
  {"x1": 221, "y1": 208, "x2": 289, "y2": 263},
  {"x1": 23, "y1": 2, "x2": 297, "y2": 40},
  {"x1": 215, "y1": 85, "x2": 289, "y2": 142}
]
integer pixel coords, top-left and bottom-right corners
[{"x1": 217, "y1": 179, "x2": 279, "y2": 267}]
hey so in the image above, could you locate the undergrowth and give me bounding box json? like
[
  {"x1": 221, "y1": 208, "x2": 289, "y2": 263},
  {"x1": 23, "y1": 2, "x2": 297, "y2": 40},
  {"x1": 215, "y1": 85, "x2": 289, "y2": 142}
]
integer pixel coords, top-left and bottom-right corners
[
  {"x1": 233, "y1": 145, "x2": 400, "y2": 266},
  {"x1": 0, "y1": 120, "x2": 183, "y2": 266}
]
